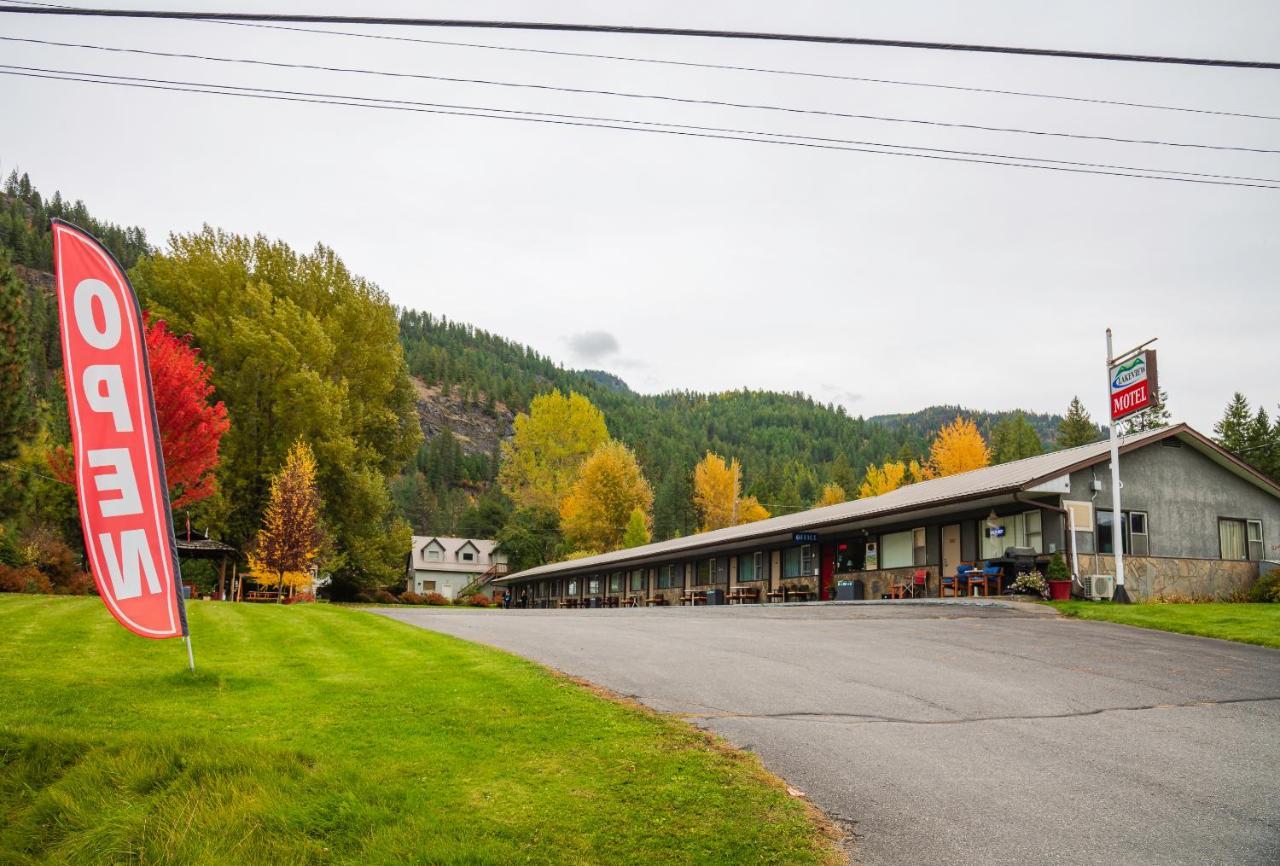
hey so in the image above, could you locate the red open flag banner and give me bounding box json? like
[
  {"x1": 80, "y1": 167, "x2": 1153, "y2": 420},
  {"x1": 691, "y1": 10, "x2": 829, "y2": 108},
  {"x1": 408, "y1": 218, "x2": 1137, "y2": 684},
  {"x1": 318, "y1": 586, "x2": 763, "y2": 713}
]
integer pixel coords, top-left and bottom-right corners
[{"x1": 52, "y1": 219, "x2": 188, "y2": 639}]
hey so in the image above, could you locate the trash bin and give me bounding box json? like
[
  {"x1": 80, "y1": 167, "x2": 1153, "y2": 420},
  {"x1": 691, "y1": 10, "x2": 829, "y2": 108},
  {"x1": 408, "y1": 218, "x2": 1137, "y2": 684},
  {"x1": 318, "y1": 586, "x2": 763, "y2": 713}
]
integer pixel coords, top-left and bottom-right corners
[
  {"x1": 705, "y1": 588, "x2": 726, "y2": 605},
  {"x1": 835, "y1": 579, "x2": 864, "y2": 601},
  {"x1": 588, "y1": 597, "x2": 602, "y2": 608}
]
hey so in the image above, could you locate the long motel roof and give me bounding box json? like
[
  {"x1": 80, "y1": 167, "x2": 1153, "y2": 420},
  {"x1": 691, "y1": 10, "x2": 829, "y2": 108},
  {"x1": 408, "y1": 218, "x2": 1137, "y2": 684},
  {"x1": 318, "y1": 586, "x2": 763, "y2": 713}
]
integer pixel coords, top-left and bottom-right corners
[{"x1": 497, "y1": 423, "x2": 1280, "y2": 584}]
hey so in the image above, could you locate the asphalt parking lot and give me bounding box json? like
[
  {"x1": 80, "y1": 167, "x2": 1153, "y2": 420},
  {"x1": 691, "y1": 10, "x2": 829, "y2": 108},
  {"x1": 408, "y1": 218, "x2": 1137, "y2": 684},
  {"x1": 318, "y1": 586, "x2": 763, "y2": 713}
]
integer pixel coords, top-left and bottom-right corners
[{"x1": 378, "y1": 601, "x2": 1280, "y2": 865}]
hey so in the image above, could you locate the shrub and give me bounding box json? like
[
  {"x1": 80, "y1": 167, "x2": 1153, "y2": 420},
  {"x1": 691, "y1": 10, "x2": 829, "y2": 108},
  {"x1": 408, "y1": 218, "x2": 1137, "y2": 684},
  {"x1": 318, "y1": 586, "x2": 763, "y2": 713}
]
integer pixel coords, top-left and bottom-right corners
[
  {"x1": 53, "y1": 571, "x2": 95, "y2": 596},
  {"x1": 1248, "y1": 570, "x2": 1280, "y2": 603},
  {"x1": 1008, "y1": 571, "x2": 1047, "y2": 598},
  {"x1": 283, "y1": 592, "x2": 315, "y2": 605},
  {"x1": 424, "y1": 592, "x2": 449, "y2": 606},
  {"x1": 372, "y1": 589, "x2": 398, "y2": 605},
  {"x1": 1046, "y1": 551, "x2": 1069, "y2": 582},
  {"x1": 0, "y1": 564, "x2": 53, "y2": 594},
  {"x1": 466, "y1": 593, "x2": 493, "y2": 608},
  {"x1": 399, "y1": 592, "x2": 425, "y2": 605}
]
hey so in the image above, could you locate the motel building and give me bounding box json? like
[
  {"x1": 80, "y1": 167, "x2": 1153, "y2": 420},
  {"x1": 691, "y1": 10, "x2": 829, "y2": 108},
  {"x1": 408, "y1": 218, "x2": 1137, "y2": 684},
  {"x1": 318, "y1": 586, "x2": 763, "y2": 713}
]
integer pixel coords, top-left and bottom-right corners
[{"x1": 495, "y1": 424, "x2": 1280, "y2": 607}]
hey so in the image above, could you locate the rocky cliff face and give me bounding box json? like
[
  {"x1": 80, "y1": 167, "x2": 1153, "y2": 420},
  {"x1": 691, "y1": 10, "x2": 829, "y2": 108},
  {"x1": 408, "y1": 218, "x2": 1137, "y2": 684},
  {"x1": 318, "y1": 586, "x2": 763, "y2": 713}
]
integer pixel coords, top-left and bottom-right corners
[{"x1": 410, "y1": 377, "x2": 514, "y2": 457}]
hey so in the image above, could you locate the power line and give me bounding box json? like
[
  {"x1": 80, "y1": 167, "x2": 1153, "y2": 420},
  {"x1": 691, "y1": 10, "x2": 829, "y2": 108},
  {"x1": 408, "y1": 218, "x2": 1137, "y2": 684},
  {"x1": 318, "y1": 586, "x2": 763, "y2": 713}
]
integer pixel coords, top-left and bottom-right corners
[
  {"x1": 8, "y1": 0, "x2": 1278, "y2": 121},
  {"x1": 5, "y1": 40, "x2": 1277, "y2": 155},
  {"x1": 4, "y1": 66, "x2": 1277, "y2": 190},
  {"x1": 1, "y1": 5, "x2": 1278, "y2": 70}
]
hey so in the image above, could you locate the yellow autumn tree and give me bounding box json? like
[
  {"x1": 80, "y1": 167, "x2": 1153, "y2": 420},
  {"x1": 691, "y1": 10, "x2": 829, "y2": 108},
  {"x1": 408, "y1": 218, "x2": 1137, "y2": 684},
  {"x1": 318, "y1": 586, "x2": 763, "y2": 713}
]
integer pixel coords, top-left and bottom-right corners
[
  {"x1": 498, "y1": 389, "x2": 609, "y2": 510},
  {"x1": 815, "y1": 482, "x2": 847, "y2": 507},
  {"x1": 858, "y1": 460, "x2": 929, "y2": 498},
  {"x1": 559, "y1": 440, "x2": 654, "y2": 553},
  {"x1": 247, "y1": 439, "x2": 327, "y2": 600},
  {"x1": 692, "y1": 451, "x2": 772, "y2": 530},
  {"x1": 928, "y1": 416, "x2": 991, "y2": 478}
]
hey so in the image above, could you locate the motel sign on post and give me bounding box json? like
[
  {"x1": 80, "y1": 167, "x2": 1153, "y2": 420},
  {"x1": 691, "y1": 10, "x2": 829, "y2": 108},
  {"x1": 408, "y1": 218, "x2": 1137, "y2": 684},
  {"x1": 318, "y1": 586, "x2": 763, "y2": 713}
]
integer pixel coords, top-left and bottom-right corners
[
  {"x1": 1108, "y1": 350, "x2": 1158, "y2": 422},
  {"x1": 52, "y1": 220, "x2": 188, "y2": 642}
]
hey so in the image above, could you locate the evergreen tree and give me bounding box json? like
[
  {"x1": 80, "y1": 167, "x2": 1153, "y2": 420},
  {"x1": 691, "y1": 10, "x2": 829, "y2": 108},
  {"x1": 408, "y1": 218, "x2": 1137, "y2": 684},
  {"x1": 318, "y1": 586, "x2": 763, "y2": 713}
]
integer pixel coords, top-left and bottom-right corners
[
  {"x1": 1214, "y1": 393, "x2": 1253, "y2": 454},
  {"x1": 0, "y1": 253, "x2": 32, "y2": 460},
  {"x1": 989, "y1": 411, "x2": 1043, "y2": 464},
  {"x1": 1245, "y1": 406, "x2": 1279, "y2": 480},
  {"x1": 621, "y1": 507, "x2": 651, "y2": 548},
  {"x1": 1057, "y1": 397, "x2": 1099, "y2": 448},
  {"x1": 1120, "y1": 388, "x2": 1171, "y2": 435}
]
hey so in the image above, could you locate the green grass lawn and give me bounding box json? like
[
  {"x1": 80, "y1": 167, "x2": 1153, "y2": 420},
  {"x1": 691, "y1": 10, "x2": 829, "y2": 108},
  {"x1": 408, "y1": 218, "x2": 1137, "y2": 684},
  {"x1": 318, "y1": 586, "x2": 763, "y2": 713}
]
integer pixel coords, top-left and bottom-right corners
[
  {"x1": 1051, "y1": 601, "x2": 1280, "y2": 649},
  {"x1": 0, "y1": 596, "x2": 840, "y2": 865}
]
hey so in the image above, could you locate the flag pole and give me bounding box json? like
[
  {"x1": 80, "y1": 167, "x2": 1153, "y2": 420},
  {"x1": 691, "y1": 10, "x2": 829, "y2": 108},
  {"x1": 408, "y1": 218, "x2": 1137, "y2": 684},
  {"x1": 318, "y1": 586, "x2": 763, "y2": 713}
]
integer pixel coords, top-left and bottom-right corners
[{"x1": 185, "y1": 634, "x2": 196, "y2": 672}]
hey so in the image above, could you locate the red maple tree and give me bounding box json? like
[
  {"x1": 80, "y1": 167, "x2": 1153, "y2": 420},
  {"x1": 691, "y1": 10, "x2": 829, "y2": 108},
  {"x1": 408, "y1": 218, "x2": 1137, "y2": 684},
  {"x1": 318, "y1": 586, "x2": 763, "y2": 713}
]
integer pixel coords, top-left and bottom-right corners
[{"x1": 52, "y1": 316, "x2": 229, "y2": 508}]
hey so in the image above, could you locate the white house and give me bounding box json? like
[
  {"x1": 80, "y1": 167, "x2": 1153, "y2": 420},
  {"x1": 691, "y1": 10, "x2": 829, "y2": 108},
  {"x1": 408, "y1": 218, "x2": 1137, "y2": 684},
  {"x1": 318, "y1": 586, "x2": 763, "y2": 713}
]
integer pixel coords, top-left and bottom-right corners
[{"x1": 405, "y1": 536, "x2": 507, "y2": 599}]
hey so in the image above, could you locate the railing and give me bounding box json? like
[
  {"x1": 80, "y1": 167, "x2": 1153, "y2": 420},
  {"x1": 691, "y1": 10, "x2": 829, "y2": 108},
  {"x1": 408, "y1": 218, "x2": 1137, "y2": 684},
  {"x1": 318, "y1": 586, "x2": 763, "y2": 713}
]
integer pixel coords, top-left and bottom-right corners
[{"x1": 459, "y1": 562, "x2": 511, "y2": 597}]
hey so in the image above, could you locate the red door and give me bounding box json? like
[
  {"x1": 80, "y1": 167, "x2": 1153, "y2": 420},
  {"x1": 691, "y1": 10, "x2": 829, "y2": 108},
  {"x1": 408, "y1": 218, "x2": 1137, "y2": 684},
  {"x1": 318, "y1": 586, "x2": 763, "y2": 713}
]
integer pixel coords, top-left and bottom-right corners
[{"x1": 820, "y1": 543, "x2": 836, "y2": 600}]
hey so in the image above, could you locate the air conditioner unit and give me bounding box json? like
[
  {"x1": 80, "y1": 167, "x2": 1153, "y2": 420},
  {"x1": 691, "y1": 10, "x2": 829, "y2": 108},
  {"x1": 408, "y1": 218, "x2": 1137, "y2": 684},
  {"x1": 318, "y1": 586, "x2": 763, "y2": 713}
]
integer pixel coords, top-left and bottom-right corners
[{"x1": 1083, "y1": 574, "x2": 1115, "y2": 601}]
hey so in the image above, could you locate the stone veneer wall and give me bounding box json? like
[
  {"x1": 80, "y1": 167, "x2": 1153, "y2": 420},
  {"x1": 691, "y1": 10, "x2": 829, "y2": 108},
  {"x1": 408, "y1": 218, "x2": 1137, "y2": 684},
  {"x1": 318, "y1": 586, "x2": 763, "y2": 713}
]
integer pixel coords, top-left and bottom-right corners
[
  {"x1": 1090, "y1": 555, "x2": 1258, "y2": 600},
  {"x1": 835, "y1": 566, "x2": 937, "y2": 599}
]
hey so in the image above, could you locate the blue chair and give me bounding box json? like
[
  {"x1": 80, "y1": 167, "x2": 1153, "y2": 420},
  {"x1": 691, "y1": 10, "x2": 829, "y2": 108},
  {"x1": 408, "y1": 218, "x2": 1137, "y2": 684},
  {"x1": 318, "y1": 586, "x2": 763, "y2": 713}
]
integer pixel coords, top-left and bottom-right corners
[{"x1": 943, "y1": 565, "x2": 974, "y2": 598}]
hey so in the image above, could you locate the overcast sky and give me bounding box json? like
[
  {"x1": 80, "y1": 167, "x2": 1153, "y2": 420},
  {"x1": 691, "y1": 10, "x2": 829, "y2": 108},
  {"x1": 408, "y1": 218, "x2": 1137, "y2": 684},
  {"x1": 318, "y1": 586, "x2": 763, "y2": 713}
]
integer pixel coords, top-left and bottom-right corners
[{"x1": 3, "y1": 1, "x2": 1278, "y2": 430}]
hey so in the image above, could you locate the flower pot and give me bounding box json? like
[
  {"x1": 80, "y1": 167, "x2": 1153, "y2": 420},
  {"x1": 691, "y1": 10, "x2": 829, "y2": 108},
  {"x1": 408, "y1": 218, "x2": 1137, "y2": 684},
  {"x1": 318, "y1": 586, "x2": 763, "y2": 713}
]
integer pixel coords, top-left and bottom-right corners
[{"x1": 1047, "y1": 579, "x2": 1073, "y2": 601}]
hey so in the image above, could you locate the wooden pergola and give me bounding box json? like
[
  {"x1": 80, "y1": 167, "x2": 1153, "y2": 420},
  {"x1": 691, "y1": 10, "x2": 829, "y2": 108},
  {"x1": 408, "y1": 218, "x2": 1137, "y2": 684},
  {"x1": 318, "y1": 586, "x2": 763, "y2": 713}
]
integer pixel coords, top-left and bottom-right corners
[{"x1": 175, "y1": 529, "x2": 239, "y2": 600}]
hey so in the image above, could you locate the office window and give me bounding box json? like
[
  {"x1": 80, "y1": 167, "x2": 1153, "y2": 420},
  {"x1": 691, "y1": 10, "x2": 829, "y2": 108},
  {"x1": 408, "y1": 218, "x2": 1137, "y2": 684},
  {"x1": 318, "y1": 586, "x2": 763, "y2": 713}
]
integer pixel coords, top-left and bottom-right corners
[
  {"x1": 782, "y1": 544, "x2": 816, "y2": 578},
  {"x1": 881, "y1": 531, "x2": 913, "y2": 569},
  {"x1": 630, "y1": 569, "x2": 645, "y2": 591},
  {"x1": 912, "y1": 528, "x2": 927, "y2": 567},
  {"x1": 738, "y1": 551, "x2": 767, "y2": 582},
  {"x1": 608, "y1": 572, "x2": 622, "y2": 593}
]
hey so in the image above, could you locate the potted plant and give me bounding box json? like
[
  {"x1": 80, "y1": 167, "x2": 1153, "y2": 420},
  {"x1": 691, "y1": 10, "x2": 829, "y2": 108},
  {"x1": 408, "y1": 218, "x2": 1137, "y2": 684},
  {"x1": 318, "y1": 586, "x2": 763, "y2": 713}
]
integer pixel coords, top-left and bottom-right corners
[{"x1": 1045, "y1": 551, "x2": 1072, "y2": 601}]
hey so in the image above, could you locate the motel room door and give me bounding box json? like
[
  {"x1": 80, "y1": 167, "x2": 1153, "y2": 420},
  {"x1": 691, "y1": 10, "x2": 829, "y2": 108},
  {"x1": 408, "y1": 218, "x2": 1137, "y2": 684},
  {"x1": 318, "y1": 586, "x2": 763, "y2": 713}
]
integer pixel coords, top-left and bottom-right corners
[
  {"x1": 942, "y1": 524, "x2": 962, "y2": 575},
  {"x1": 820, "y1": 543, "x2": 836, "y2": 600}
]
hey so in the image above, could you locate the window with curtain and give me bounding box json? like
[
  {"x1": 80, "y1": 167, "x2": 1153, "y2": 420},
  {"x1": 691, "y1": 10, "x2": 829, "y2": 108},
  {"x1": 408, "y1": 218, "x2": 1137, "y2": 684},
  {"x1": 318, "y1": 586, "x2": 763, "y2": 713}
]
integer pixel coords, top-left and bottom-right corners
[
  {"x1": 912, "y1": 528, "x2": 927, "y2": 566},
  {"x1": 881, "y1": 531, "x2": 913, "y2": 569},
  {"x1": 712, "y1": 557, "x2": 729, "y2": 584},
  {"x1": 981, "y1": 511, "x2": 1046, "y2": 558},
  {"x1": 608, "y1": 573, "x2": 622, "y2": 593},
  {"x1": 696, "y1": 559, "x2": 711, "y2": 584},
  {"x1": 738, "y1": 551, "x2": 767, "y2": 582},
  {"x1": 630, "y1": 569, "x2": 645, "y2": 591},
  {"x1": 782, "y1": 545, "x2": 816, "y2": 578},
  {"x1": 567, "y1": 579, "x2": 578, "y2": 596},
  {"x1": 587, "y1": 577, "x2": 600, "y2": 595},
  {"x1": 657, "y1": 564, "x2": 673, "y2": 589},
  {"x1": 1219, "y1": 518, "x2": 1261, "y2": 560}
]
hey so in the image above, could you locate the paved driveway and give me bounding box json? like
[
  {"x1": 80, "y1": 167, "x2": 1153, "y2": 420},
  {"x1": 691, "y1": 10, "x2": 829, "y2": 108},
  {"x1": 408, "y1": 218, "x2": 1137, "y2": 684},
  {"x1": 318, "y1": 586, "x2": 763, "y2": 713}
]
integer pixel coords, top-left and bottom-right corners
[{"x1": 377, "y1": 602, "x2": 1280, "y2": 865}]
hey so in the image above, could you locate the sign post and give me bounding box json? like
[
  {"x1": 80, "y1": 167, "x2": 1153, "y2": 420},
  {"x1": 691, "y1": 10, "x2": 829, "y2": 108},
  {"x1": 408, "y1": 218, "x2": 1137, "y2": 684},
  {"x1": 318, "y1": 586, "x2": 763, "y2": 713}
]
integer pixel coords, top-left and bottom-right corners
[
  {"x1": 52, "y1": 219, "x2": 192, "y2": 667},
  {"x1": 1105, "y1": 329, "x2": 1158, "y2": 604}
]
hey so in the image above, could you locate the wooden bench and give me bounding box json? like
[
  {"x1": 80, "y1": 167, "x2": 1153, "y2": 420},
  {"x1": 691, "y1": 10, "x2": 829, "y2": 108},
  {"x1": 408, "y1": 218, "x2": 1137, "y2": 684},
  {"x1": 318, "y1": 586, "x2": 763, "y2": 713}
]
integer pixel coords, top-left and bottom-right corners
[
  {"x1": 784, "y1": 585, "x2": 816, "y2": 602},
  {"x1": 246, "y1": 591, "x2": 279, "y2": 603}
]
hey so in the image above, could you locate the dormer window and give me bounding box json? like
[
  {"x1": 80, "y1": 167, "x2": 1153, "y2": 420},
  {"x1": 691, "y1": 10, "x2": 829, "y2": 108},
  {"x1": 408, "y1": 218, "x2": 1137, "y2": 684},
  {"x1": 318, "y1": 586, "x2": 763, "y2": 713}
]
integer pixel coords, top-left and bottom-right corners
[
  {"x1": 426, "y1": 548, "x2": 442, "y2": 561},
  {"x1": 461, "y1": 551, "x2": 475, "y2": 562}
]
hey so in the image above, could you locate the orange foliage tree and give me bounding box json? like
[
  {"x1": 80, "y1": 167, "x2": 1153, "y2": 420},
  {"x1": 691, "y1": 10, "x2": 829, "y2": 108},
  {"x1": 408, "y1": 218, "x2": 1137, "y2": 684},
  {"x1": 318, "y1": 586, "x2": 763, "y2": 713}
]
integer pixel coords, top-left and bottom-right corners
[{"x1": 927, "y1": 416, "x2": 991, "y2": 478}]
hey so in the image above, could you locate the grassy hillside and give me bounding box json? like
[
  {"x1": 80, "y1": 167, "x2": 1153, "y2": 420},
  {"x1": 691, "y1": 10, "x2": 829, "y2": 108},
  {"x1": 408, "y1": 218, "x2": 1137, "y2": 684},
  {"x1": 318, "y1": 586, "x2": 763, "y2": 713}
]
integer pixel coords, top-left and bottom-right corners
[{"x1": 0, "y1": 596, "x2": 840, "y2": 865}]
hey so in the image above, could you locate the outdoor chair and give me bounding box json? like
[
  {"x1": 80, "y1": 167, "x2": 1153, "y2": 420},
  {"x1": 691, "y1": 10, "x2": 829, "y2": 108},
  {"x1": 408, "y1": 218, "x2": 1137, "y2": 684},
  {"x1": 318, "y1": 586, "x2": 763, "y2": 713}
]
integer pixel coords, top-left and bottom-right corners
[{"x1": 942, "y1": 566, "x2": 972, "y2": 598}]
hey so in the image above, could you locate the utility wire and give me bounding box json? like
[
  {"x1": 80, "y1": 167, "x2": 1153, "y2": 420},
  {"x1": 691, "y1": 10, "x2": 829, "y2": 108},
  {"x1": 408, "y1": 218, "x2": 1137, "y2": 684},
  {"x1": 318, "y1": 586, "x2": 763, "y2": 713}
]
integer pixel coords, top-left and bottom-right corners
[
  {"x1": 6, "y1": 36, "x2": 1277, "y2": 155},
  {"x1": 7, "y1": 0, "x2": 1277, "y2": 121},
  {"x1": 4, "y1": 66, "x2": 1277, "y2": 190},
  {"x1": 1, "y1": 5, "x2": 1278, "y2": 70}
]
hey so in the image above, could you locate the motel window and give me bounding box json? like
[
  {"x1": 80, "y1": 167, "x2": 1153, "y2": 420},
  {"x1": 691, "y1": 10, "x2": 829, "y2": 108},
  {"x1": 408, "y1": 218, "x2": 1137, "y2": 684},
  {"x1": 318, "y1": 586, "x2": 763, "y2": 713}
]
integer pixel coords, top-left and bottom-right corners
[
  {"x1": 912, "y1": 528, "x2": 927, "y2": 567},
  {"x1": 658, "y1": 563, "x2": 683, "y2": 589},
  {"x1": 1065, "y1": 500, "x2": 1095, "y2": 555},
  {"x1": 587, "y1": 577, "x2": 600, "y2": 595},
  {"x1": 567, "y1": 579, "x2": 578, "y2": 596},
  {"x1": 1098, "y1": 510, "x2": 1147, "y2": 556},
  {"x1": 881, "y1": 531, "x2": 914, "y2": 569},
  {"x1": 630, "y1": 569, "x2": 645, "y2": 592},
  {"x1": 782, "y1": 544, "x2": 816, "y2": 578},
  {"x1": 834, "y1": 541, "x2": 862, "y2": 573},
  {"x1": 609, "y1": 572, "x2": 622, "y2": 593},
  {"x1": 710, "y1": 557, "x2": 729, "y2": 584},
  {"x1": 1219, "y1": 518, "x2": 1263, "y2": 561},
  {"x1": 737, "y1": 551, "x2": 767, "y2": 582},
  {"x1": 696, "y1": 558, "x2": 711, "y2": 584},
  {"x1": 657, "y1": 564, "x2": 672, "y2": 589},
  {"x1": 981, "y1": 511, "x2": 1045, "y2": 559}
]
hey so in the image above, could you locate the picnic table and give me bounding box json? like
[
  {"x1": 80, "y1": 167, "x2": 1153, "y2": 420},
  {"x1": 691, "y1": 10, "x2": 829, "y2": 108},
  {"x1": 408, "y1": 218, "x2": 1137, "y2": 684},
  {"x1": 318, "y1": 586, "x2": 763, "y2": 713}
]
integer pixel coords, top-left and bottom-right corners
[
  {"x1": 783, "y1": 585, "x2": 816, "y2": 602},
  {"x1": 728, "y1": 586, "x2": 760, "y2": 604},
  {"x1": 680, "y1": 590, "x2": 708, "y2": 606},
  {"x1": 646, "y1": 595, "x2": 669, "y2": 606}
]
